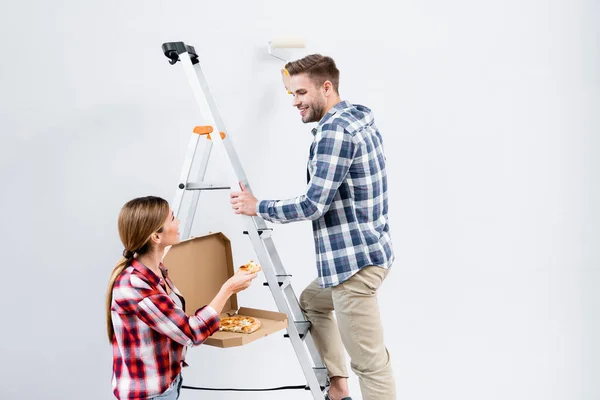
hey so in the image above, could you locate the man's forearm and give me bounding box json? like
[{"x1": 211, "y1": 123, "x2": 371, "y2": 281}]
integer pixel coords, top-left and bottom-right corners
[{"x1": 257, "y1": 196, "x2": 323, "y2": 223}]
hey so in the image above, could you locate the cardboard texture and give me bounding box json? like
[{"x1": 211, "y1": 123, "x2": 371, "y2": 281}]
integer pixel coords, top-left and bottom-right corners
[{"x1": 163, "y1": 232, "x2": 288, "y2": 348}]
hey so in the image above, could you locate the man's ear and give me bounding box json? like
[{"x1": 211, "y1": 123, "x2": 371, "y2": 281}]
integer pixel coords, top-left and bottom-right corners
[{"x1": 323, "y1": 80, "x2": 333, "y2": 95}]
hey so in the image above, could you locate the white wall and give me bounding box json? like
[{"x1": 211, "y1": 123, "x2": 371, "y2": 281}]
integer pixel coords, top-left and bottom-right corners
[{"x1": 0, "y1": 1, "x2": 597, "y2": 399}]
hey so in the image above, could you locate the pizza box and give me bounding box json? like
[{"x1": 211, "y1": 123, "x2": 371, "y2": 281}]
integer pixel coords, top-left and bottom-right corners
[{"x1": 162, "y1": 232, "x2": 289, "y2": 348}]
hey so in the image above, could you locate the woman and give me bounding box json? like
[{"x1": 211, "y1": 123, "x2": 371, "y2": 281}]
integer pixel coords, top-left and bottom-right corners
[{"x1": 106, "y1": 196, "x2": 257, "y2": 399}]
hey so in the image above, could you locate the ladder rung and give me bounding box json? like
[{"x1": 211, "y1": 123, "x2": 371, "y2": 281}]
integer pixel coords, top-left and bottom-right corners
[
  {"x1": 263, "y1": 274, "x2": 292, "y2": 289},
  {"x1": 243, "y1": 228, "x2": 273, "y2": 237},
  {"x1": 312, "y1": 367, "x2": 329, "y2": 390},
  {"x1": 284, "y1": 320, "x2": 311, "y2": 339},
  {"x1": 304, "y1": 367, "x2": 328, "y2": 391},
  {"x1": 180, "y1": 182, "x2": 230, "y2": 190},
  {"x1": 303, "y1": 368, "x2": 328, "y2": 392}
]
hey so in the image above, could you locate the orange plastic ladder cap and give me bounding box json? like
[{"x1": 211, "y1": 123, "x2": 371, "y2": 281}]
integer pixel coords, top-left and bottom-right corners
[{"x1": 193, "y1": 126, "x2": 213, "y2": 135}]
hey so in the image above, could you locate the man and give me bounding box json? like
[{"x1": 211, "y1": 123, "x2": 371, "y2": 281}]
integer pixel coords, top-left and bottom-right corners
[{"x1": 230, "y1": 54, "x2": 395, "y2": 400}]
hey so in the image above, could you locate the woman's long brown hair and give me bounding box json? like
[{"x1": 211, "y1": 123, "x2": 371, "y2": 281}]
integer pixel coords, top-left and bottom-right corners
[{"x1": 106, "y1": 196, "x2": 169, "y2": 343}]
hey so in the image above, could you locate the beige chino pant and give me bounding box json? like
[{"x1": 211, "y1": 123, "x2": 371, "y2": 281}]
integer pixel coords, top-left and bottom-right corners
[{"x1": 299, "y1": 266, "x2": 396, "y2": 400}]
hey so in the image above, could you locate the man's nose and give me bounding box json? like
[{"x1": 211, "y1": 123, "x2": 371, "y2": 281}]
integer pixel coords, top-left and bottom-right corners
[{"x1": 292, "y1": 97, "x2": 301, "y2": 107}]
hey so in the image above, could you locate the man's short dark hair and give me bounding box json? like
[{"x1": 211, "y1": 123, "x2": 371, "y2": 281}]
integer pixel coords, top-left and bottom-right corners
[{"x1": 285, "y1": 54, "x2": 340, "y2": 93}]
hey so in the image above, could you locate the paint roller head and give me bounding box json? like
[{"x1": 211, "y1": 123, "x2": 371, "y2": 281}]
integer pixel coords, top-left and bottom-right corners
[{"x1": 269, "y1": 36, "x2": 306, "y2": 49}]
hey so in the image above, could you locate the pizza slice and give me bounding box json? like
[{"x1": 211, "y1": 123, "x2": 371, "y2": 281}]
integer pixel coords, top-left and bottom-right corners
[
  {"x1": 239, "y1": 260, "x2": 262, "y2": 274},
  {"x1": 219, "y1": 315, "x2": 262, "y2": 334}
]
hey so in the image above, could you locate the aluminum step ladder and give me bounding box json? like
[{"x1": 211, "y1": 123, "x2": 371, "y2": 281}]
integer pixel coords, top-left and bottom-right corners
[{"x1": 160, "y1": 41, "x2": 329, "y2": 399}]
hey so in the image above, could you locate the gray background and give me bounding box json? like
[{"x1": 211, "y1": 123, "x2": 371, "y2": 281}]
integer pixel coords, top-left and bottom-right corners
[{"x1": 0, "y1": 0, "x2": 598, "y2": 399}]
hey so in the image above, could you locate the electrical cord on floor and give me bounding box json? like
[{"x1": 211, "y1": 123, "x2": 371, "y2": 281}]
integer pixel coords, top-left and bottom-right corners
[{"x1": 182, "y1": 384, "x2": 307, "y2": 391}]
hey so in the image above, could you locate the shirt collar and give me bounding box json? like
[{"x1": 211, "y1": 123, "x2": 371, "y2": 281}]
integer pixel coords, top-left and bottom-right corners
[
  {"x1": 311, "y1": 100, "x2": 352, "y2": 136},
  {"x1": 131, "y1": 258, "x2": 168, "y2": 287}
]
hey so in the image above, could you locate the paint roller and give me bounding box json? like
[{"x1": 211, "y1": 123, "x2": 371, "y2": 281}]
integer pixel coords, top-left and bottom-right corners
[
  {"x1": 268, "y1": 36, "x2": 306, "y2": 61},
  {"x1": 268, "y1": 36, "x2": 306, "y2": 93}
]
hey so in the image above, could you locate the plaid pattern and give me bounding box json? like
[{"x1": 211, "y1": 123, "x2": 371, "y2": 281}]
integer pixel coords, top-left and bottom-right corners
[
  {"x1": 111, "y1": 259, "x2": 220, "y2": 399},
  {"x1": 258, "y1": 101, "x2": 394, "y2": 288}
]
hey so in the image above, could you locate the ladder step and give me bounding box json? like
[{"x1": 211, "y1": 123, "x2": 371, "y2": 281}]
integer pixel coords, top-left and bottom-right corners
[
  {"x1": 180, "y1": 182, "x2": 230, "y2": 190},
  {"x1": 284, "y1": 320, "x2": 311, "y2": 339},
  {"x1": 303, "y1": 367, "x2": 328, "y2": 391},
  {"x1": 312, "y1": 367, "x2": 329, "y2": 390},
  {"x1": 243, "y1": 228, "x2": 273, "y2": 238},
  {"x1": 249, "y1": 229, "x2": 274, "y2": 235},
  {"x1": 263, "y1": 274, "x2": 292, "y2": 289}
]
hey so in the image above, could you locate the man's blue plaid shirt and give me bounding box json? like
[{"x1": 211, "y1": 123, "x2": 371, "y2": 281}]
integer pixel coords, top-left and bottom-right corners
[{"x1": 257, "y1": 100, "x2": 394, "y2": 288}]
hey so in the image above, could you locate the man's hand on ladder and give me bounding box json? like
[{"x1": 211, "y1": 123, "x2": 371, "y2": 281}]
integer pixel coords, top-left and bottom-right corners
[{"x1": 230, "y1": 182, "x2": 258, "y2": 216}]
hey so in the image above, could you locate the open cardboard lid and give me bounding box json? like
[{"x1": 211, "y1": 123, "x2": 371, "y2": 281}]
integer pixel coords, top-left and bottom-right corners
[{"x1": 163, "y1": 232, "x2": 237, "y2": 315}]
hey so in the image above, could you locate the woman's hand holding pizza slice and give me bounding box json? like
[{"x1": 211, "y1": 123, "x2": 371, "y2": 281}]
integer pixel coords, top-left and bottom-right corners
[{"x1": 218, "y1": 260, "x2": 264, "y2": 334}]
